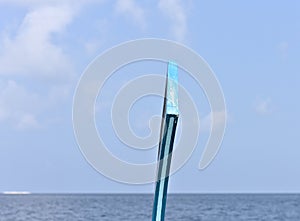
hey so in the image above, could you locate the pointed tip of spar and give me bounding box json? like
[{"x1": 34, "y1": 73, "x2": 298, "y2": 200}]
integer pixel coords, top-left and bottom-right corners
[{"x1": 166, "y1": 61, "x2": 179, "y2": 115}]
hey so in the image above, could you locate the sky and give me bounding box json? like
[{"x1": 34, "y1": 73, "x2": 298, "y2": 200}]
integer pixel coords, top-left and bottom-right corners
[{"x1": 0, "y1": 0, "x2": 300, "y2": 193}]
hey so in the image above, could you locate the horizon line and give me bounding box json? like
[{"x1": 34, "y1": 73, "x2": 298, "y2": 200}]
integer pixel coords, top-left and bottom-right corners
[{"x1": 2, "y1": 191, "x2": 300, "y2": 195}]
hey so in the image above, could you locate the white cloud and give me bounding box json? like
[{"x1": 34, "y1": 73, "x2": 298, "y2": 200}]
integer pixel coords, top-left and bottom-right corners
[
  {"x1": 0, "y1": 0, "x2": 57, "y2": 7},
  {"x1": 201, "y1": 110, "x2": 227, "y2": 132},
  {"x1": 17, "y1": 114, "x2": 39, "y2": 129},
  {"x1": 0, "y1": 3, "x2": 82, "y2": 129},
  {"x1": 0, "y1": 79, "x2": 73, "y2": 129},
  {"x1": 0, "y1": 0, "x2": 98, "y2": 8},
  {"x1": 0, "y1": 5, "x2": 74, "y2": 79},
  {"x1": 85, "y1": 40, "x2": 102, "y2": 55},
  {"x1": 278, "y1": 41, "x2": 288, "y2": 60},
  {"x1": 158, "y1": 0, "x2": 187, "y2": 41},
  {"x1": 0, "y1": 80, "x2": 40, "y2": 129},
  {"x1": 115, "y1": 0, "x2": 146, "y2": 29},
  {"x1": 254, "y1": 98, "x2": 272, "y2": 115}
]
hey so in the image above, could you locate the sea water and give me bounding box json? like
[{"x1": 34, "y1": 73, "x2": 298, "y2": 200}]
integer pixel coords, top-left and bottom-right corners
[{"x1": 0, "y1": 194, "x2": 299, "y2": 220}]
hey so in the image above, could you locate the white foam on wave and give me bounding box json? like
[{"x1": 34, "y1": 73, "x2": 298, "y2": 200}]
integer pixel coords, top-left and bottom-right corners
[{"x1": 2, "y1": 191, "x2": 31, "y2": 195}]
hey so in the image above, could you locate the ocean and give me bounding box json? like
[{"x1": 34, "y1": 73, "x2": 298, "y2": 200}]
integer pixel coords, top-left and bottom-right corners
[{"x1": 0, "y1": 194, "x2": 299, "y2": 220}]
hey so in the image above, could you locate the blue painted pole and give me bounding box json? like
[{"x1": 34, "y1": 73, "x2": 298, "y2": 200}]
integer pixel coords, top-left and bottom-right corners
[{"x1": 152, "y1": 62, "x2": 179, "y2": 221}]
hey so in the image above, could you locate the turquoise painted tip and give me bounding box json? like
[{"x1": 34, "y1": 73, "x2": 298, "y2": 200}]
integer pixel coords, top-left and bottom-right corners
[{"x1": 166, "y1": 61, "x2": 179, "y2": 115}]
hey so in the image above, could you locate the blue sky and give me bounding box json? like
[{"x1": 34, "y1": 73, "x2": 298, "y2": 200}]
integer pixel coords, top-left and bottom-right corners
[{"x1": 0, "y1": 0, "x2": 300, "y2": 193}]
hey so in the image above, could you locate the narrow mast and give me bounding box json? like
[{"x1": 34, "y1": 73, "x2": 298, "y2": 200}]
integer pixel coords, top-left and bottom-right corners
[{"x1": 152, "y1": 62, "x2": 179, "y2": 221}]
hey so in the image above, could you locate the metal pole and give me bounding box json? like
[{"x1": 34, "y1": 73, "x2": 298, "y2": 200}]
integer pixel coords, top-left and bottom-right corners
[{"x1": 152, "y1": 62, "x2": 179, "y2": 221}]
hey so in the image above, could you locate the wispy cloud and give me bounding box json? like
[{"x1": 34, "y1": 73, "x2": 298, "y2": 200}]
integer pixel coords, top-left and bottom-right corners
[
  {"x1": 201, "y1": 110, "x2": 227, "y2": 132},
  {"x1": 278, "y1": 41, "x2": 289, "y2": 60},
  {"x1": 158, "y1": 0, "x2": 187, "y2": 41},
  {"x1": 84, "y1": 19, "x2": 108, "y2": 56},
  {"x1": 17, "y1": 113, "x2": 39, "y2": 129},
  {"x1": 115, "y1": 0, "x2": 146, "y2": 29},
  {"x1": 0, "y1": 80, "x2": 40, "y2": 129},
  {"x1": 254, "y1": 98, "x2": 272, "y2": 115}
]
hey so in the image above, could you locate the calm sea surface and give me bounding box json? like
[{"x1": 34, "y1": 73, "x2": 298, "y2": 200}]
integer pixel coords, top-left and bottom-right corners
[{"x1": 0, "y1": 194, "x2": 299, "y2": 221}]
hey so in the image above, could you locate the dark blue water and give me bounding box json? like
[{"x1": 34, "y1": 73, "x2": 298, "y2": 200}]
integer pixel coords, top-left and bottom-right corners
[{"x1": 0, "y1": 194, "x2": 299, "y2": 220}]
